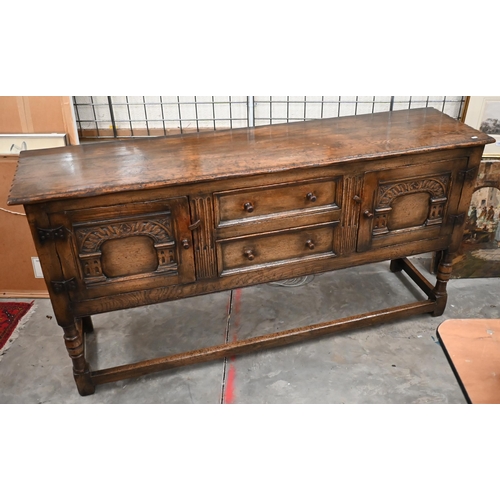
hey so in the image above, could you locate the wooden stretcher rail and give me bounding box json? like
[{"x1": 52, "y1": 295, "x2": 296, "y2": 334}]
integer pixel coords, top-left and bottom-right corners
[{"x1": 90, "y1": 296, "x2": 436, "y2": 386}]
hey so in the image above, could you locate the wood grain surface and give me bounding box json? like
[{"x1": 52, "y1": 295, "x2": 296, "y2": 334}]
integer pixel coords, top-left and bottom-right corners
[{"x1": 8, "y1": 108, "x2": 494, "y2": 205}]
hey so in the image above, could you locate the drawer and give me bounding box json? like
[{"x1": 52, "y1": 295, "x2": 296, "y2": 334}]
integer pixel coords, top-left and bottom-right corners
[
  {"x1": 214, "y1": 177, "x2": 340, "y2": 227},
  {"x1": 217, "y1": 222, "x2": 338, "y2": 275}
]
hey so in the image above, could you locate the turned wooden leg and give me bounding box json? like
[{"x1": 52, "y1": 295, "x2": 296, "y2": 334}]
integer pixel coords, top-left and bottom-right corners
[
  {"x1": 432, "y1": 250, "x2": 443, "y2": 275},
  {"x1": 63, "y1": 323, "x2": 95, "y2": 396},
  {"x1": 81, "y1": 316, "x2": 94, "y2": 334},
  {"x1": 390, "y1": 258, "x2": 404, "y2": 273},
  {"x1": 431, "y1": 250, "x2": 454, "y2": 317}
]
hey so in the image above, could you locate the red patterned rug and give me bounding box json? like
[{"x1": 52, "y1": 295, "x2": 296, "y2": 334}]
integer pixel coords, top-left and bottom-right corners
[{"x1": 0, "y1": 301, "x2": 34, "y2": 355}]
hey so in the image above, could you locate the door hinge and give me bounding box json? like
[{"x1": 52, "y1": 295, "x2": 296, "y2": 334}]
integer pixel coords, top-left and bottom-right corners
[
  {"x1": 51, "y1": 277, "x2": 76, "y2": 294},
  {"x1": 37, "y1": 226, "x2": 66, "y2": 243},
  {"x1": 448, "y1": 213, "x2": 466, "y2": 225},
  {"x1": 458, "y1": 167, "x2": 478, "y2": 182}
]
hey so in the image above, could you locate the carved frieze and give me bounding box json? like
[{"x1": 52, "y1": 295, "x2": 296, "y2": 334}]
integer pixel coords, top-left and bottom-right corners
[
  {"x1": 75, "y1": 218, "x2": 173, "y2": 253},
  {"x1": 378, "y1": 175, "x2": 450, "y2": 208}
]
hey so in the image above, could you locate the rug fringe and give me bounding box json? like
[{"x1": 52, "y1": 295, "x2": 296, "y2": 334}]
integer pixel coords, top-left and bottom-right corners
[{"x1": 0, "y1": 301, "x2": 37, "y2": 360}]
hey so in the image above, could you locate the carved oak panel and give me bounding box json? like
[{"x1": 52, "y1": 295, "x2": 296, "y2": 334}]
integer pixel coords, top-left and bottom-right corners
[
  {"x1": 74, "y1": 213, "x2": 177, "y2": 284},
  {"x1": 357, "y1": 157, "x2": 469, "y2": 252},
  {"x1": 373, "y1": 174, "x2": 451, "y2": 235}
]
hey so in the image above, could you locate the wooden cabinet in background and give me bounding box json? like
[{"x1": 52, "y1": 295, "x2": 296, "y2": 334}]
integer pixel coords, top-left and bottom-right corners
[{"x1": 8, "y1": 108, "x2": 494, "y2": 395}]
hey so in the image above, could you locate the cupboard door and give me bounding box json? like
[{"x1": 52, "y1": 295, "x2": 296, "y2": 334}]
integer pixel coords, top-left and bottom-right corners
[
  {"x1": 357, "y1": 157, "x2": 469, "y2": 252},
  {"x1": 49, "y1": 197, "x2": 196, "y2": 300}
]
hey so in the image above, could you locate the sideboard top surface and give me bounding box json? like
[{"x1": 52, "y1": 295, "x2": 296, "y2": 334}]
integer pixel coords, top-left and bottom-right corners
[{"x1": 8, "y1": 107, "x2": 494, "y2": 205}]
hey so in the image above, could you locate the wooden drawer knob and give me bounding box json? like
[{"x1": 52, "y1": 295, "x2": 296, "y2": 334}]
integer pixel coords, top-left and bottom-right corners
[
  {"x1": 182, "y1": 239, "x2": 190, "y2": 249},
  {"x1": 353, "y1": 195, "x2": 362, "y2": 203},
  {"x1": 306, "y1": 239, "x2": 315, "y2": 249},
  {"x1": 306, "y1": 192, "x2": 317, "y2": 202},
  {"x1": 363, "y1": 210, "x2": 374, "y2": 218},
  {"x1": 244, "y1": 202, "x2": 254, "y2": 213},
  {"x1": 244, "y1": 249, "x2": 255, "y2": 260}
]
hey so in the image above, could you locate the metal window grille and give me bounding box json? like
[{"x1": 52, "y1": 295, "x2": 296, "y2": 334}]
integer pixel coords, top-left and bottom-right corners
[{"x1": 73, "y1": 96, "x2": 467, "y2": 140}]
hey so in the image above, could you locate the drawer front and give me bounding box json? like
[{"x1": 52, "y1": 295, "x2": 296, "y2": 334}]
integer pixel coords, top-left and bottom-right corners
[
  {"x1": 217, "y1": 222, "x2": 338, "y2": 275},
  {"x1": 214, "y1": 177, "x2": 340, "y2": 227}
]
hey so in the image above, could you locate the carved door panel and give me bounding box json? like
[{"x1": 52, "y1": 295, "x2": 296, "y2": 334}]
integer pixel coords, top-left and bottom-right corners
[
  {"x1": 357, "y1": 157, "x2": 469, "y2": 252},
  {"x1": 48, "y1": 197, "x2": 196, "y2": 300}
]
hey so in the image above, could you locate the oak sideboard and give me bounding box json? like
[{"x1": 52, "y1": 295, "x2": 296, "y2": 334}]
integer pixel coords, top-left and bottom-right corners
[{"x1": 8, "y1": 108, "x2": 494, "y2": 395}]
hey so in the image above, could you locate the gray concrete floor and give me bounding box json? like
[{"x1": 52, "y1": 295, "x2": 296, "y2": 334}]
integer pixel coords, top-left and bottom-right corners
[{"x1": 1, "y1": 256, "x2": 499, "y2": 404}]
